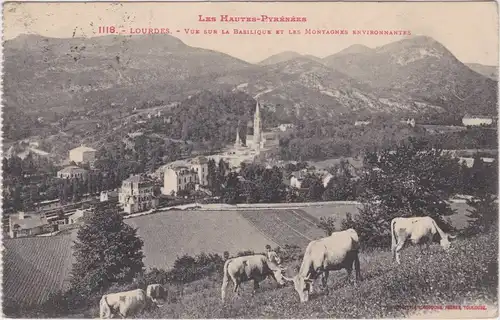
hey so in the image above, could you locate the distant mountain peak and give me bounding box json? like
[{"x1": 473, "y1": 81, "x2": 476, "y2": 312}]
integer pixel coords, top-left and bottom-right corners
[
  {"x1": 258, "y1": 51, "x2": 303, "y2": 65},
  {"x1": 335, "y1": 44, "x2": 374, "y2": 56}
]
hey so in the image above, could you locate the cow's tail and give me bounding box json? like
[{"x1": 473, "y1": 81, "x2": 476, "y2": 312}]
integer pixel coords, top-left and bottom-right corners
[
  {"x1": 221, "y1": 258, "x2": 232, "y2": 302},
  {"x1": 430, "y1": 217, "x2": 447, "y2": 240},
  {"x1": 391, "y1": 218, "x2": 398, "y2": 260},
  {"x1": 354, "y1": 250, "x2": 362, "y2": 281},
  {"x1": 99, "y1": 295, "x2": 111, "y2": 319}
]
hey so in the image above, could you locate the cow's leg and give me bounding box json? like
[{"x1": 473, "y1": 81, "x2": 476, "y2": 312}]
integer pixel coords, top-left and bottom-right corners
[
  {"x1": 394, "y1": 238, "x2": 406, "y2": 264},
  {"x1": 252, "y1": 280, "x2": 260, "y2": 296},
  {"x1": 233, "y1": 279, "x2": 241, "y2": 298},
  {"x1": 426, "y1": 236, "x2": 433, "y2": 252},
  {"x1": 346, "y1": 263, "x2": 354, "y2": 285},
  {"x1": 322, "y1": 271, "x2": 329, "y2": 295}
]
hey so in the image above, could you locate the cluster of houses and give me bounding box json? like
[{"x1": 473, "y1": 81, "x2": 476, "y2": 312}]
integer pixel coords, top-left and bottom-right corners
[
  {"x1": 354, "y1": 115, "x2": 497, "y2": 128},
  {"x1": 7, "y1": 109, "x2": 497, "y2": 239}
]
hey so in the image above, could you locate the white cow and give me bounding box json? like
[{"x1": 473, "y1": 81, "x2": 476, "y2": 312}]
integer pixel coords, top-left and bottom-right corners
[
  {"x1": 391, "y1": 216, "x2": 457, "y2": 264},
  {"x1": 146, "y1": 284, "x2": 167, "y2": 306},
  {"x1": 221, "y1": 254, "x2": 286, "y2": 301},
  {"x1": 283, "y1": 229, "x2": 362, "y2": 303},
  {"x1": 99, "y1": 289, "x2": 149, "y2": 319}
]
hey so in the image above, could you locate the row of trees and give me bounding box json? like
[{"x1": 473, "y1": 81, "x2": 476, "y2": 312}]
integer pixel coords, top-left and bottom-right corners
[
  {"x1": 279, "y1": 114, "x2": 497, "y2": 161},
  {"x1": 199, "y1": 142, "x2": 496, "y2": 208}
]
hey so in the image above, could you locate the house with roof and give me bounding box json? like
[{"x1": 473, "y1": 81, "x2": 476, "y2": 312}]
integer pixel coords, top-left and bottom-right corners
[
  {"x1": 290, "y1": 169, "x2": 308, "y2": 189},
  {"x1": 69, "y1": 145, "x2": 97, "y2": 164},
  {"x1": 57, "y1": 166, "x2": 88, "y2": 179},
  {"x1": 68, "y1": 208, "x2": 91, "y2": 225},
  {"x1": 163, "y1": 166, "x2": 199, "y2": 196},
  {"x1": 8, "y1": 212, "x2": 57, "y2": 238},
  {"x1": 119, "y1": 174, "x2": 159, "y2": 214},
  {"x1": 100, "y1": 190, "x2": 119, "y2": 203},
  {"x1": 462, "y1": 115, "x2": 496, "y2": 126}
]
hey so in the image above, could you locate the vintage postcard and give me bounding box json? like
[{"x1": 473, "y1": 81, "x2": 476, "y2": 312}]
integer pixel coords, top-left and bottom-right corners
[{"x1": 1, "y1": 1, "x2": 498, "y2": 319}]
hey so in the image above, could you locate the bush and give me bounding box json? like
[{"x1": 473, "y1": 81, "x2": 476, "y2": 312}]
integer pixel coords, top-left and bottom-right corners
[
  {"x1": 465, "y1": 195, "x2": 498, "y2": 236},
  {"x1": 317, "y1": 216, "x2": 338, "y2": 236}
]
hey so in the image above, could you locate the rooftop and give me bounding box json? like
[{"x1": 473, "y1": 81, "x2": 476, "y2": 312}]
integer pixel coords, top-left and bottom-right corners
[
  {"x1": 462, "y1": 115, "x2": 496, "y2": 119},
  {"x1": 70, "y1": 146, "x2": 97, "y2": 153},
  {"x1": 58, "y1": 166, "x2": 87, "y2": 174},
  {"x1": 123, "y1": 174, "x2": 153, "y2": 184},
  {"x1": 191, "y1": 156, "x2": 209, "y2": 164},
  {"x1": 10, "y1": 213, "x2": 48, "y2": 230}
]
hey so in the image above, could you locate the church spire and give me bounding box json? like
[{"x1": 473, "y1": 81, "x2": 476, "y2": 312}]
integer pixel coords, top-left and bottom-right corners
[
  {"x1": 234, "y1": 120, "x2": 242, "y2": 147},
  {"x1": 253, "y1": 101, "x2": 262, "y2": 152}
]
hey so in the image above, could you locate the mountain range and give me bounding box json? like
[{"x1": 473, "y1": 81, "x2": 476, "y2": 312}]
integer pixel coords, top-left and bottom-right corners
[
  {"x1": 3, "y1": 34, "x2": 498, "y2": 129},
  {"x1": 465, "y1": 63, "x2": 498, "y2": 80}
]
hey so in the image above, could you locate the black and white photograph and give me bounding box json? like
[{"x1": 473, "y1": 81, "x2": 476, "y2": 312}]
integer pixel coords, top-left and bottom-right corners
[{"x1": 1, "y1": 1, "x2": 498, "y2": 318}]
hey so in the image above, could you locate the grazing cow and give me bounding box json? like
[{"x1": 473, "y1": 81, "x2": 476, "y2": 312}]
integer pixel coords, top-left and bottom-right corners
[
  {"x1": 146, "y1": 284, "x2": 167, "y2": 306},
  {"x1": 99, "y1": 289, "x2": 148, "y2": 319},
  {"x1": 391, "y1": 216, "x2": 456, "y2": 264},
  {"x1": 283, "y1": 229, "x2": 362, "y2": 303},
  {"x1": 221, "y1": 254, "x2": 286, "y2": 301}
]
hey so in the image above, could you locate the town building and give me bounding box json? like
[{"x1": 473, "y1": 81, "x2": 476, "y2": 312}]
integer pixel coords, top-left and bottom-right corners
[
  {"x1": 278, "y1": 123, "x2": 294, "y2": 132},
  {"x1": 68, "y1": 208, "x2": 90, "y2": 224},
  {"x1": 57, "y1": 166, "x2": 88, "y2": 179},
  {"x1": 119, "y1": 175, "x2": 159, "y2": 214},
  {"x1": 157, "y1": 101, "x2": 280, "y2": 184},
  {"x1": 69, "y1": 145, "x2": 97, "y2": 164},
  {"x1": 163, "y1": 166, "x2": 199, "y2": 196},
  {"x1": 8, "y1": 212, "x2": 57, "y2": 238},
  {"x1": 462, "y1": 115, "x2": 495, "y2": 126},
  {"x1": 100, "y1": 190, "x2": 119, "y2": 203},
  {"x1": 290, "y1": 169, "x2": 308, "y2": 189},
  {"x1": 189, "y1": 156, "x2": 209, "y2": 186},
  {"x1": 354, "y1": 120, "x2": 371, "y2": 126}
]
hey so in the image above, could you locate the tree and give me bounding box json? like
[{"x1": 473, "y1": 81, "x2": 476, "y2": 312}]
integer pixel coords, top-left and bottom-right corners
[
  {"x1": 322, "y1": 159, "x2": 357, "y2": 201},
  {"x1": 207, "y1": 159, "x2": 217, "y2": 191},
  {"x1": 350, "y1": 137, "x2": 459, "y2": 247},
  {"x1": 465, "y1": 194, "x2": 498, "y2": 235},
  {"x1": 70, "y1": 203, "x2": 144, "y2": 296},
  {"x1": 317, "y1": 216, "x2": 337, "y2": 236},
  {"x1": 222, "y1": 172, "x2": 240, "y2": 204},
  {"x1": 300, "y1": 174, "x2": 324, "y2": 201}
]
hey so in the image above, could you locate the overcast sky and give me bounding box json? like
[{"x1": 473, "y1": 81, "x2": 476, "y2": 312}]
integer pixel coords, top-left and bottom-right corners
[{"x1": 3, "y1": 1, "x2": 498, "y2": 65}]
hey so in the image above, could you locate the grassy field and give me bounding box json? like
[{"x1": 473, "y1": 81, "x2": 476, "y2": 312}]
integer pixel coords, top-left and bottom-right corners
[
  {"x1": 127, "y1": 210, "x2": 276, "y2": 269},
  {"x1": 3, "y1": 229, "x2": 77, "y2": 306},
  {"x1": 239, "y1": 209, "x2": 325, "y2": 247},
  {"x1": 132, "y1": 231, "x2": 498, "y2": 319}
]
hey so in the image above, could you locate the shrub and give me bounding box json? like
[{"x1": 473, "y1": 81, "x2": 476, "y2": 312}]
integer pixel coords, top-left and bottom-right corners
[
  {"x1": 465, "y1": 194, "x2": 498, "y2": 236},
  {"x1": 317, "y1": 216, "x2": 338, "y2": 236}
]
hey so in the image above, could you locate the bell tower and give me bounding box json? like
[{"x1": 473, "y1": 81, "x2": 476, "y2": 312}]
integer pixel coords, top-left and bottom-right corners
[
  {"x1": 253, "y1": 101, "x2": 262, "y2": 153},
  {"x1": 234, "y1": 120, "x2": 242, "y2": 148}
]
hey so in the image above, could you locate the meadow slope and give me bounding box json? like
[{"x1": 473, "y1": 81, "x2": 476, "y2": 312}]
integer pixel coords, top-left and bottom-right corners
[
  {"x1": 1, "y1": 202, "x2": 481, "y2": 309},
  {"x1": 3, "y1": 229, "x2": 77, "y2": 305},
  {"x1": 136, "y1": 231, "x2": 498, "y2": 319}
]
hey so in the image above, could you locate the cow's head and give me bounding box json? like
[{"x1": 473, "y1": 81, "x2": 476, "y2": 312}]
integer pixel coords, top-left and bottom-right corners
[
  {"x1": 271, "y1": 266, "x2": 287, "y2": 286},
  {"x1": 99, "y1": 296, "x2": 112, "y2": 319},
  {"x1": 282, "y1": 274, "x2": 313, "y2": 302},
  {"x1": 440, "y1": 233, "x2": 457, "y2": 251}
]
